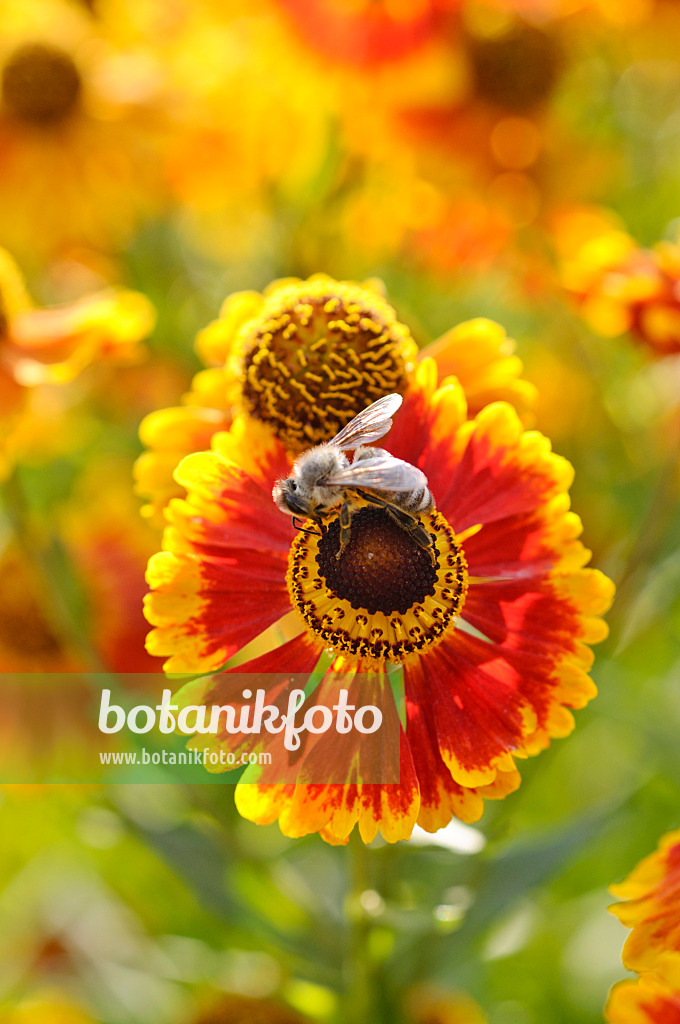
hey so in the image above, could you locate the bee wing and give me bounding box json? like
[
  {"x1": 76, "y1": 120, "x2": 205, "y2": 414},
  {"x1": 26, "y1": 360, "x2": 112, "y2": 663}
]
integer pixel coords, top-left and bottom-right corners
[
  {"x1": 326, "y1": 453, "x2": 427, "y2": 492},
  {"x1": 329, "y1": 393, "x2": 403, "y2": 451}
]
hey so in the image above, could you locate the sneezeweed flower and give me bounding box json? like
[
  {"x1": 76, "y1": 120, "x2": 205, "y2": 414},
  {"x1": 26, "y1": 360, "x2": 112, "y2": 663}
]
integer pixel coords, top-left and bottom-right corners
[
  {"x1": 610, "y1": 828, "x2": 680, "y2": 973},
  {"x1": 144, "y1": 354, "x2": 613, "y2": 844},
  {"x1": 0, "y1": 0, "x2": 166, "y2": 262},
  {"x1": 0, "y1": 245, "x2": 155, "y2": 479},
  {"x1": 135, "y1": 274, "x2": 535, "y2": 525},
  {"x1": 557, "y1": 209, "x2": 680, "y2": 357},
  {"x1": 159, "y1": 1, "x2": 332, "y2": 264},
  {"x1": 605, "y1": 954, "x2": 680, "y2": 1024}
]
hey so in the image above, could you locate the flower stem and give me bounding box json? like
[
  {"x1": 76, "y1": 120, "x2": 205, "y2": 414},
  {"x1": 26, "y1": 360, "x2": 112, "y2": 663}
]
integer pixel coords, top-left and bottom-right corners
[{"x1": 345, "y1": 834, "x2": 385, "y2": 1023}]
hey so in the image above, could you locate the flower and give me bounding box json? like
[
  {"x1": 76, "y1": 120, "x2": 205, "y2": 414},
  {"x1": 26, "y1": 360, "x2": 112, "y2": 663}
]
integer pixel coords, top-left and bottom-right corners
[
  {"x1": 0, "y1": 245, "x2": 155, "y2": 479},
  {"x1": 144, "y1": 356, "x2": 613, "y2": 844},
  {"x1": 422, "y1": 316, "x2": 536, "y2": 420},
  {"x1": 610, "y1": 828, "x2": 680, "y2": 973},
  {"x1": 557, "y1": 208, "x2": 680, "y2": 356},
  {"x1": 135, "y1": 275, "x2": 535, "y2": 525},
  {"x1": 0, "y1": 0, "x2": 166, "y2": 262},
  {"x1": 605, "y1": 954, "x2": 680, "y2": 1024}
]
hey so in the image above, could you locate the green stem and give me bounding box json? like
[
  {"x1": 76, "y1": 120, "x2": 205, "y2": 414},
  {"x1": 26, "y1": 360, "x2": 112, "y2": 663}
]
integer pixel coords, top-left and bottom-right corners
[
  {"x1": 343, "y1": 835, "x2": 393, "y2": 1023},
  {"x1": 345, "y1": 835, "x2": 374, "y2": 1022}
]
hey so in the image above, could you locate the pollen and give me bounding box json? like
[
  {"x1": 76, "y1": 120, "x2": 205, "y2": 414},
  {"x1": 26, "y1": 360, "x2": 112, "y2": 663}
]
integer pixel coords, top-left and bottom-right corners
[
  {"x1": 287, "y1": 503, "x2": 468, "y2": 667},
  {"x1": 238, "y1": 279, "x2": 417, "y2": 452},
  {"x1": 2, "y1": 43, "x2": 82, "y2": 127}
]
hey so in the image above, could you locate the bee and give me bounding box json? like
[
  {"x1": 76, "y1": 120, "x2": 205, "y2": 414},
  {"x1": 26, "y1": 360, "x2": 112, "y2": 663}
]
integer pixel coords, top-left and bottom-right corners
[{"x1": 272, "y1": 393, "x2": 436, "y2": 564}]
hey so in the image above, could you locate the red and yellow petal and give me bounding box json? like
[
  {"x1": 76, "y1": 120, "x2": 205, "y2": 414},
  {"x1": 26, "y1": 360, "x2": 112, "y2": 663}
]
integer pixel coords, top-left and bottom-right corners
[
  {"x1": 384, "y1": 370, "x2": 612, "y2": 802},
  {"x1": 231, "y1": 658, "x2": 418, "y2": 844},
  {"x1": 235, "y1": 729, "x2": 421, "y2": 846},
  {"x1": 606, "y1": 955, "x2": 680, "y2": 1023},
  {"x1": 610, "y1": 830, "x2": 680, "y2": 973},
  {"x1": 144, "y1": 421, "x2": 294, "y2": 675},
  {"x1": 406, "y1": 644, "x2": 536, "y2": 790}
]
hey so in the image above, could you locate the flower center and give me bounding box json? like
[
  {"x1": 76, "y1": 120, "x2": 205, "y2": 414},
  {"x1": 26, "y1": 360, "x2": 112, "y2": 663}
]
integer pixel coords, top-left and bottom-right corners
[
  {"x1": 318, "y1": 507, "x2": 437, "y2": 614},
  {"x1": 240, "y1": 280, "x2": 416, "y2": 452},
  {"x1": 287, "y1": 503, "x2": 468, "y2": 667},
  {"x1": 466, "y1": 21, "x2": 562, "y2": 111},
  {"x1": 2, "y1": 43, "x2": 82, "y2": 126}
]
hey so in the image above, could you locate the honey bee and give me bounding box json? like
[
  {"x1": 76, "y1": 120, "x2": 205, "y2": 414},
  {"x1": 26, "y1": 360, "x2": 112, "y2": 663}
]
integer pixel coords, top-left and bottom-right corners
[{"x1": 272, "y1": 394, "x2": 436, "y2": 563}]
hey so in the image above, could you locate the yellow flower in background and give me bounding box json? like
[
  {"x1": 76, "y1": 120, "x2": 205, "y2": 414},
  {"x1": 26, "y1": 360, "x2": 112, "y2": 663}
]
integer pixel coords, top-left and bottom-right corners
[
  {"x1": 154, "y1": 0, "x2": 333, "y2": 265},
  {"x1": 0, "y1": 245, "x2": 155, "y2": 479},
  {"x1": 135, "y1": 274, "x2": 536, "y2": 525},
  {"x1": 0, "y1": 994, "x2": 96, "y2": 1024},
  {"x1": 0, "y1": 0, "x2": 167, "y2": 264}
]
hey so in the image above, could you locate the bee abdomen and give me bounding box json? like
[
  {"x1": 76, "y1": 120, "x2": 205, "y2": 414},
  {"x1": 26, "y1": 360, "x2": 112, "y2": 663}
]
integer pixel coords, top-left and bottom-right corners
[{"x1": 401, "y1": 487, "x2": 435, "y2": 514}]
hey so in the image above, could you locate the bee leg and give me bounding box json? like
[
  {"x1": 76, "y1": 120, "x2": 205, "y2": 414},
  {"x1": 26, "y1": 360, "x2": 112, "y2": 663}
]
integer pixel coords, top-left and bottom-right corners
[
  {"x1": 355, "y1": 489, "x2": 436, "y2": 567},
  {"x1": 291, "y1": 516, "x2": 321, "y2": 537},
  {"x1": 335, "y1": 501, "x2": 352, "y2": 560}
]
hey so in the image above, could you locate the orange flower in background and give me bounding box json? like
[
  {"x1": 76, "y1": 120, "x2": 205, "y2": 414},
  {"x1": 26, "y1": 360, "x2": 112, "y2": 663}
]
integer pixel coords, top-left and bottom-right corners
[
  {"x1": 144, "y1": 343, "x2": 612, "y2": 843},
  {"x1": 610, "y1": 828, "x2": 680, "y2": 973},
  {"x1": 0, "y1": 245, "x2": 154, "y2": 479},
  {"x1": 557, "y1": 208, "x2": 680, "y2": 356},
  {"x1": 606, "y1": 955, "x2": 680, "y2": 1024},
  {"x1": 135, "y1": 274, "x2": 536, "y2": 525}
]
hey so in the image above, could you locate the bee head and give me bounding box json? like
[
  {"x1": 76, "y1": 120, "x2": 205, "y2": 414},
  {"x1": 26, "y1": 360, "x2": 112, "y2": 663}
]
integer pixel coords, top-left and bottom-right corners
[{"x1": 272, "y1": 477, "x2": 309, "y2": 517}]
